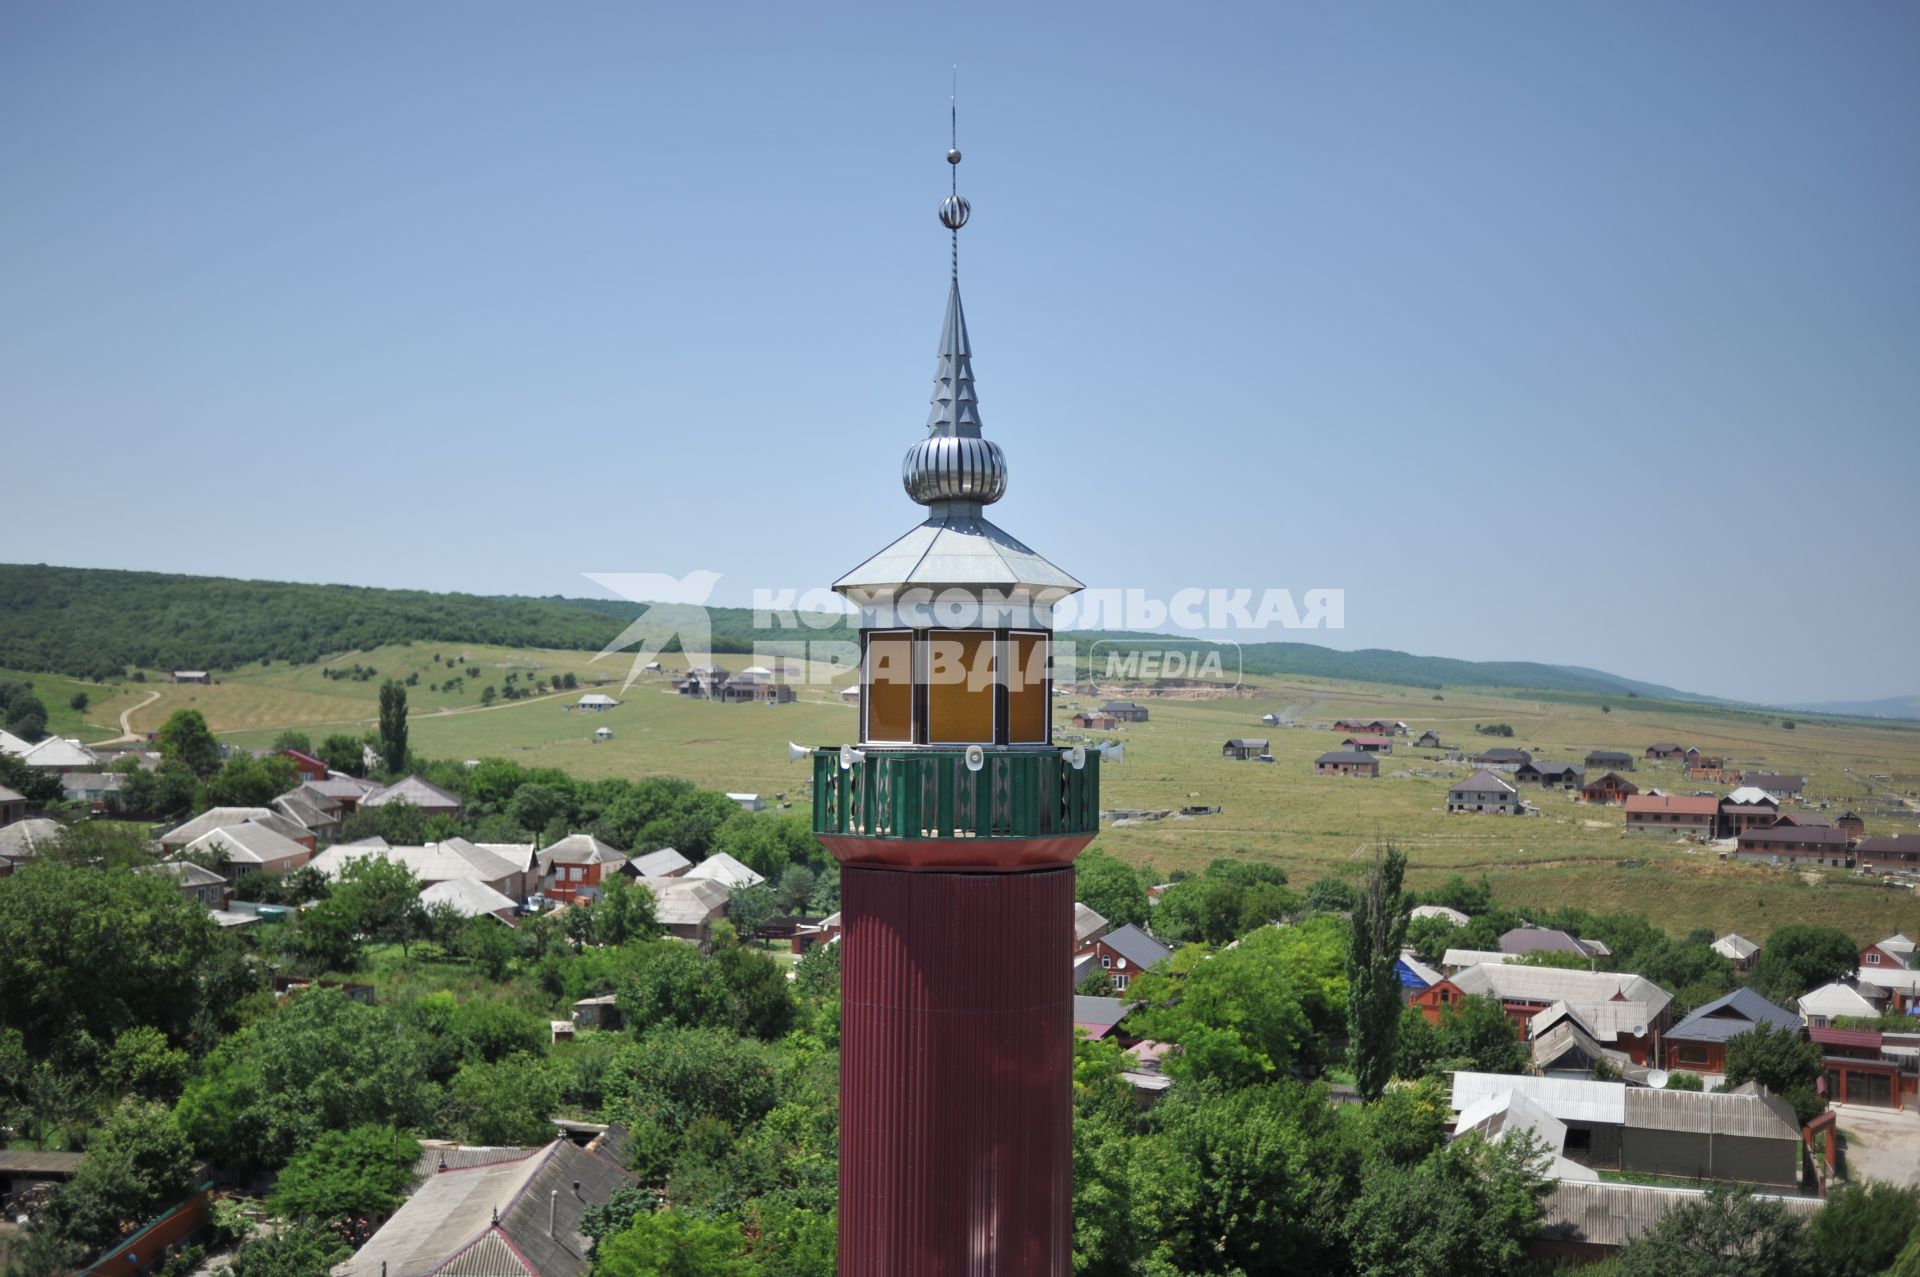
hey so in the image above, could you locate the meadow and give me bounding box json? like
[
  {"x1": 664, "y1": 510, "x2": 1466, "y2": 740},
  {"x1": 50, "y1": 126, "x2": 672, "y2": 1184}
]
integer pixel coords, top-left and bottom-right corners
[{"x1": 13, "y1": 643, "x2": 1919, "y2": 942}]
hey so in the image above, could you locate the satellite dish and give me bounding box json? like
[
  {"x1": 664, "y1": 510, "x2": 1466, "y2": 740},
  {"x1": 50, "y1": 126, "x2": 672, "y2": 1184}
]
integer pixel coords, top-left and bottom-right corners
[
  {"x1": 787, "y1": 742, "x2": 811, "y2": 762},
  {"x1": 1647, "y1": 1069, "x2": 1670, "y2": 1089},
  {"x1": 965, "y1": 744, "x2": 986, "y2": 772},
  {"x1": 1632, "y1": 1023, "x2": 1648, "y2": 1039},
  {"x1": 839, "y1": 745, "x2": 866, "y2": 771},
  {"x1": 1065, "y1": 745, "x2": 1087, "y2": 771}
]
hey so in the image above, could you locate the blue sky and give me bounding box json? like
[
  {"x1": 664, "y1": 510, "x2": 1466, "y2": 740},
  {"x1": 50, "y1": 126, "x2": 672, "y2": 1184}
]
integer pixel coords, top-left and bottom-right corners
[{"x1": 2, "y1": 3, "x2": 1915, "y2": 703}]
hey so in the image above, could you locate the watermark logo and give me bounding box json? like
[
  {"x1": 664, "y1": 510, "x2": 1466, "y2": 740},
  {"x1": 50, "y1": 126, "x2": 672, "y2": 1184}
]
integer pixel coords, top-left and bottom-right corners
[{"x1": 586, "y1": 570, "x2": 723, "y2": 692}]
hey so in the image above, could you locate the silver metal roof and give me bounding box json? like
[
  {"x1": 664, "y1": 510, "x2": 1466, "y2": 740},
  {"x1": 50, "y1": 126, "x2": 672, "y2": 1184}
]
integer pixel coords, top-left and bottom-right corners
[
  {"x1": 1451, "y1": 1071, "x2": 1627, "y2": 1127},
  {"x1": 833, "y1": 509, "x2": 1081, "y2": 598}
]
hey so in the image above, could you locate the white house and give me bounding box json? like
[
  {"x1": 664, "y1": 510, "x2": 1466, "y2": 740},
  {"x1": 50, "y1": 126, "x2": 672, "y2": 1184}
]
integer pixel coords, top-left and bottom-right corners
[
  {"x1": 577, "y1": 694, "x2": 618, "y2": 711},
  {"x1": 686, "y1": 851, "x2": 765, "y2": 890},
  {"x1": 726, "y1": 792, "x2": 765, "y2": 812}
]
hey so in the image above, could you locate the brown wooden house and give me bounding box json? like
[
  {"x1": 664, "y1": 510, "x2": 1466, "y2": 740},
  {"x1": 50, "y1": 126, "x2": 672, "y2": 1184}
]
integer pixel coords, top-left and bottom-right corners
[
  {"x1": 1579, "y1": 772, "x2": 1638, "y2": 805},
  {"x1": 1315, "y1": 750, "x2": 1380, "y2": 778}
]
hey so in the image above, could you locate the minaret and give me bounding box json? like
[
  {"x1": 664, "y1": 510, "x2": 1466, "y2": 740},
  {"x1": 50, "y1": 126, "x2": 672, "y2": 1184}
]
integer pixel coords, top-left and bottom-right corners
[{"x1": 811, "y1": 120, "x2": 1098, "y2": 1276}]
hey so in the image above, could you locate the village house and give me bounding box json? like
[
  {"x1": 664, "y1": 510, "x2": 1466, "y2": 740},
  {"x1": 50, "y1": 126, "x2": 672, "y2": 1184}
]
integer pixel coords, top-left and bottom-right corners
[
  {"x1": 1314, "y1": 750, "x2": 1380, "y2": 778},
  {"x1": 1680, "y1": 747, "x2": 1725, "y2": 771},
  {"x1": 1411, "y1": 904, "x2": 1470, "y2": 927},
  {"x1": 536, "y1": 834, "x2": 630, "y2": 903},
  {"x1": 1710, "y1": 933, "x2": 1761, "y2": 972},
  {"x1": 0, "y1": 818, "x2": 61, "y2": 870},
  {"x1": 0, "y1": 784, "x2": 24, "y2": 827},
  {"x1": 1342, "y1": 735, "x2": 1392, "y2": 755},
  {"x1": 170, "y1": 670, "x2": 210, "y2": 684},
  {"x1": 1732, "y1": 824, "x2": 1852, "y2": 869},
  {"x1": 1075, "y1": 922, "x2": 1172, "y2": 993},
  {"x1": 180, "y1": 821, "x2": 313, "y2": 885},
  {"x1": 677, "y1": 664, "x2": 796, "y2": 704},
  {"x1": 160, "y1": 806, "x2": 318, "y2": 852},
  {"x1": 624, "y1": 847, "x2": 693, "y2": 878},
  {"x1": 1466, "y1": 747, "x2": 1532, "y2": 770},
  {"x1": 1414, "y1": 964, "x2": 1674, "y2": 1065},
  {"x1": 1835, "y1": 810, "x2": 1866, "y2": 838},
  {"x1": 1451, "y1": 1072, "x2": 1803, "y2": 1189},
  {"x1": 1101, "y1": 700, "x2": 1149, "y2": 722},
  {"x1": 1447, "y1": 769, "x2": 1522, "y2": 815},
  {"x1": 1333, "y1": 718, "x2": 1391, "y2": 736},
  {"x1": 1584, "y1": 750, "x2": 1635, "y2": 773},
  {"x1": 310, "y1": 837, "x2": 534, "y2": 901},
  {"x1": 271, "y1": 788, "x2": 342, "y2": 842},
  {"x1": 1074, "y1": 903, "x2": 1111, "y2": 948},
  {"x1": 685, "y1": 851, "x2": 767, "y2": 890},
  {"x1": 362, "y1": 774, "x2": 464, "y2": 819},
  {"x1": 643, "y1": 876, "x2": 732, "y2": 943},
  {"x1": 1717, "y1": 785, "x2": 1780, "y2": 838},
  {"x1": 1440, "y1": 948, "x2": 1517, "y2": 972},
  {"x1": 1220, "y1": 738, "x2": 1268, "y2": 761},
  {"x1": 59, "y1": 771, "x2": 123, "y2": 810},
  {"x1": 1740, "y1": 772, "x2": 1806, "y2": 801},
  {"x1": 301, "y1": 775, "x2": 380, "y2": 814},
  {"x1": 1072, "y1": 712, "x2": 1118, "y2": 731},
  {"x1": 144, "y1": 860, "x2": 231, "y2": 909},
  {"x1": 1856, "y1": 835, "x2": 1920, "y2": 875},
  {"x1": 1796, "y1": 981, "x2": 1886, "y2": 1028},
  {"x1": 276, "y1": 748, "x2": 329, "y2": 782},
  {"x1": 1859, "y1": 963, "x2": 1920, "y2": 1016},
  {"x1": 1415, "y1": 729, "x2": 1442, "y2": 749},
  {"x1": 1395, "y1": 950, "x2": 1443, "y2": 1002},
  {"x1": 1861, "y1": 931, "x2": 1914, "y2": 972},
  {"x1": 1500, "y1": 927, "x2": 1606, "y2": 960},
  {"x1": 576, "y1": 693, "x2": 618, "y2": 711},
  {"x1": 338, "y1": 1131, "x2": 636, "y2": 1277},
  {"x1": 1811, "y1": 1026, "x2": 1918, "y2": 1109},
  {"x1": 1622, "y1": 794, "x2": 1718, "y2": 837},
  {"x1": 1643, "y1": 743, "x2": 1685, "y2": 760},
  {"x1": 1660, "y1": 987, "x2": 1801, "y2": 1077},
  {"x1": 1579, "y1": 772, "x2": 1638, "y2": 805},
  {"x1": 1514, "y1": 761, "x2": 1584, "y2": 790},
  {"x1": 420, "y1": 877, "x2": 519, "y2": 924},
  {"x1": 17, "y1": 737, "x2": 100, "y2": 776}
]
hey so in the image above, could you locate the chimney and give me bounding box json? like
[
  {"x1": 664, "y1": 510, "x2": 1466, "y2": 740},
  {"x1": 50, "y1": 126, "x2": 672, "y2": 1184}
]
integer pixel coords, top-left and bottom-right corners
[{"x1": 549, "y1": 1189, "x2": 558, "y2": 1237}]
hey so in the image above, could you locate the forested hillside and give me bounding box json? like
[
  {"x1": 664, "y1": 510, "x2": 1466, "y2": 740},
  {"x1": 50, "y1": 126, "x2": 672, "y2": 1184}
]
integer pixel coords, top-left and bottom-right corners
[{"x1": 0, "y1": 562, "x2": 1706, "y2": 701}]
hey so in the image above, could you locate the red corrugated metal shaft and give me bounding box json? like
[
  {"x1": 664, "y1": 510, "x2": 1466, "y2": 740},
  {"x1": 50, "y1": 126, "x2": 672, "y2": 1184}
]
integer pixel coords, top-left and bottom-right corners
[{"x1": 839, "y1": 864, "x2": 1073, "y2": 1277}]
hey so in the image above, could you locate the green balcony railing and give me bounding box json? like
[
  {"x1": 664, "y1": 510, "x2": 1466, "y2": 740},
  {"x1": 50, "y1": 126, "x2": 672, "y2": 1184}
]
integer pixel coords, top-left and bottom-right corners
[{"x1": 811, "y1": 747, "x2": 1100, "y2": 841}]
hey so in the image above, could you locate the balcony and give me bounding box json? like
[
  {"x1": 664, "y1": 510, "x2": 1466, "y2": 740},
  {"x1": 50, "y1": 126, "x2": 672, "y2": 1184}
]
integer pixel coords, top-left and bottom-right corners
[{"x1": 811, "y1": 746, "x2": 1100, "y2": 846}]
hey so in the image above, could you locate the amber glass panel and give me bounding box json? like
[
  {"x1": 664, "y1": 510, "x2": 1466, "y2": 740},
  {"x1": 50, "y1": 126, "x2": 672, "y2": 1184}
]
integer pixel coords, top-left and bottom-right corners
[
  {"x1": 864, "y1": 632, "x2": 913, "y2": 743},
  {"x1": 926, "y1": 630, "x2": 995, "y2": 743},
  {"x1": 1007, "y1": 632, "x2": 1049, "y2": 743}
]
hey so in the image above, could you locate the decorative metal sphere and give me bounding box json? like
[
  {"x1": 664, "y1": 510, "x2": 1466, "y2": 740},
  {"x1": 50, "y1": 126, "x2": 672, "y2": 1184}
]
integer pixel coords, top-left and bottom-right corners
[
  {"x1": 938, "y1": 194, "x2": 970, "y2": 231},
  {"x1": 902, "y1": 434, "x2": 1006, "y2": 505},
  {"x1": 947, "y1": 148, "x2": 962, "y2": 165}
]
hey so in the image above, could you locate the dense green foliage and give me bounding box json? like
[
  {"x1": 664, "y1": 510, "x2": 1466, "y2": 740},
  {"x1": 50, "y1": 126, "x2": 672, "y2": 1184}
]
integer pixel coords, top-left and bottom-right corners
[
  {"x1": 1347, "y1": 844, "x2": 1408, "y2": 1102},
  {"x1": 1721, "y1": 1020, "x2": 1827, "y2": 1124},
  {"x1": 1746, "y1": 924, "x2": 1861, "y2": 1005}
]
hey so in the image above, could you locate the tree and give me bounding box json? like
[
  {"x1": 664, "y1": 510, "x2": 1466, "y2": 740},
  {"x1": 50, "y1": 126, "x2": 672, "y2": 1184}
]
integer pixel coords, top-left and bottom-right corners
[
  {"x1": 226, "y1": 1221, "x2": 350, "y2": 1277},
  {"x1": 1434, "y1": 995, "x2": 1528, "y2": 1074},
  {"x1": 1128, "y1": 931, "x2": 1315, "y2": 1086},
  {"x1": 198, "y1": 753, "x2": 298, "y2": 809},
  {"x1": 448, "y1": 1056, "x2": 561, "y2": 1146},
  {"x1": 456, "y1": 916, "x2": 518, "y2": 980},
  {"x1": 5, "y1": 691, "x2": 49, "y2": 741},
  {"x1": 1805, "y1": 1181, "x2": 1920, "y2": 1277},
  {"x1": 103, "y1": 1025, "x2": 191, "y2": 1100},
  {"x1": 776, "y1": 864, "x2": 817, "y2": 914},
  {"x1": 0, "y1": 860, "x2": 236, "y2": 1052},
  {"x1": 157, "y1": 708, "x2": 223, "y2": 777},
  {"x1": 727, "y1": 882, "x2": 778, "y2": 942},
  {"x1": 1344, "y1": 1132, "x2": 1551, "y2": 1277},
  {"x1": 320, "y1": 856, "x2": 425, "y2": 955},
  {"x1": 596, "y1": 1210, "x2": 755, "y2": 1277},
  {"x1": 1611, "y1": 1185, "x2": 1812, "y2": 1277},
  {"x1": 69, "y1": 691, "x2": 89, "y2": 713},
  {"x1": 268, "y1": 1125, "x2": 420, "y2": 1245},
  {"x1": 593, "y1": 874, "x2": 657, "y2": 946},
  {"x1": 318, "y1": 733, "x2": 365, "y2": 777},
  {"x1": 1723, "y1": 1020, "x2": 1826, "y2": 1123},
  {"x1": 1073, "y1": 849, "x2": 1151, "y2": 927},
  {"x1": 57, "y1": 1098, "x2": 197, "y2": 1246},
  {"x1": 270, "y1": 730, "x2": 313, "y2": 754},
  {"x1": 1748, "y1": 925, "x2": 1860, "y2": 1003},
  {"x1": 1306, "y1": 876, "x2": 1358, "y2": 912},
  {"x1": 1348, "y1": 842, "x2": 1409, "y2": 1101},
  {"x1": 378, "y1": 679, "x2": 409, "y2": 772}
]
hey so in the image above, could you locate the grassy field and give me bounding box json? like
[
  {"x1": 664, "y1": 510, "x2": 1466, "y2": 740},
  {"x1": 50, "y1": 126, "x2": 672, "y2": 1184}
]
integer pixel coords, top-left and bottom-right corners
[{"x1": 20, "y1": 644, "x2": 1919, "y2": 943}]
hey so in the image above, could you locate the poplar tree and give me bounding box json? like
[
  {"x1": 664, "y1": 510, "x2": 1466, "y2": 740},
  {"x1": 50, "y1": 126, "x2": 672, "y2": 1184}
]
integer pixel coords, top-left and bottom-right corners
[{"x1": 1348, "y1": 840, "x2": 1409, "y2": 1102}]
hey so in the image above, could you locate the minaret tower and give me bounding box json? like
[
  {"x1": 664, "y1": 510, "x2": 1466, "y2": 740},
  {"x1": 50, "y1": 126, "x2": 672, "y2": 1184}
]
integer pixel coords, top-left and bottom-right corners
[{"x1": 810, "y1": 115, "x2": 1098, "y2": 1276}]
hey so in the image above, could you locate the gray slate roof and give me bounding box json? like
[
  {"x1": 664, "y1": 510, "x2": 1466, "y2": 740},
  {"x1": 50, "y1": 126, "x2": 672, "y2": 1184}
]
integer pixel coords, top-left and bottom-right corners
[
  {"x1": 339, "y1": 1137, "x2": 634, "y2": 1277},
  {"x1": 1541, "y1": 1182, "x2": 1820, "y2": 1250},
  {"x1": 1450, "y1": 769, "x2": 1518, "y2": 795},
  {"x1": 1072, "y1": 996, "x2": 1138, "y2": 1030},
  {"x1": 1315, "y1": 750, "x2": 1377, "y2": 765}
]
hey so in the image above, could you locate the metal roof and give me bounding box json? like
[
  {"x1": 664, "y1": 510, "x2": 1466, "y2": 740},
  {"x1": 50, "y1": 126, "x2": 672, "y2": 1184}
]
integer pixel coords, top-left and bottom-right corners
[
  {"x1": 635, "y1": 876, "x2": 730, "y2": 927},
  {"x1": 160, "y1": 806, "x2": 279, "y2": 846},
  {"x1": 1451, "y1": 1071, "x2": 1626, "y2": 1126},
  {"x1": 1073, "y1": 902, "x2": 1108, "y2": 945},
  {"x1": 1665, "y1": 987, "x2": 1799, "y2": 1044},
  {"x1": 1315, "y1": 750, "x2": 1377, "y2": 765},
  {"x1": 684, "y1": 852, "x2": 765, "y2": 889},
  {"x1": 536, "y1": 834, "x2": 627, "y2": 871},
  {"x1": 1450, "y1": 769, "x2": 1517, "y2": 795},
  {"x1": 1450, "y1": 963, "x2": 1673, "y2": 1020},
  {"x1": 1622, "y1": 1085, "x2": 1799, "y2": 1140},
  {"x1": 833, "y1": 509, "x2": 1082, "y2": 599},
  {"x1": 1099, "y1": 922, "x2": 1173, "y2": 972},
  {"x1": 1710, "y1": 932, "x2": 1760, "y2": 961},
  {"x1": 1071, "y1": 996, "x2": 1137, "y2": 1032},
  {"x1": 626, "y1": 847, "x2": 691, "y2": 878},
  {"x1": 0, "y1": 1150, "x2": 85, "y2": 1176},
  {"x1": 1798, "y1": 982, "x2": 1884, "y2": 1017},
  {"x1": 183, "y1": 820, "x2": 310, "y2": 866},
  {"x1": 363, "y1": 775, "x2": 463, "y2": 810},
  {"x1": 420, "y1": 877, "x2": 518, "y2": 919}
]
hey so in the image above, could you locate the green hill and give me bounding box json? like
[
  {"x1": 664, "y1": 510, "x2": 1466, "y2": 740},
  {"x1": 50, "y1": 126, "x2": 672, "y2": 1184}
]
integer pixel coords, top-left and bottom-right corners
[{"x1": 1, "y1": 561, "x2": 1707, "y2": 700}]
